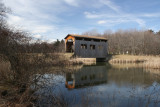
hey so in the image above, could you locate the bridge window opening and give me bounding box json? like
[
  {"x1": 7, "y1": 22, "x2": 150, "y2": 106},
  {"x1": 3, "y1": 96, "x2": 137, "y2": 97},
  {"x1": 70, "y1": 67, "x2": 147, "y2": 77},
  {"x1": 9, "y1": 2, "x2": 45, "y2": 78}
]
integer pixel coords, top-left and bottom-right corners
[
  {"x1": 90, "y1": 45, "x2": 95, "y2": 50},
  {"x1": 81, "y1": 44, "x2": 87, "y2": 49},
  {"x1": 66, "y1": 39, "x2": 74, "y2": 52}
]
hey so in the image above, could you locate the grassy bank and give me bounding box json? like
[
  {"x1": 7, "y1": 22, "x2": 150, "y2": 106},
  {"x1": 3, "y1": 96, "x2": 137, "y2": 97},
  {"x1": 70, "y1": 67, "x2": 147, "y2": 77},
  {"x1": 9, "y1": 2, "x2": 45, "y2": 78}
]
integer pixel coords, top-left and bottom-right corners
[
  {"x1": 109, "y1": 55, "x2": 160, "y2": 69},
  {"x1": 0, "y1": 53, "x2": 83, "y2": 106},
  {"x1": 30, "y1": 53, "x2": 95, "y2": 65},
  {"x1": 0, "y1": 52, "x2": 95, "y2": 106}
]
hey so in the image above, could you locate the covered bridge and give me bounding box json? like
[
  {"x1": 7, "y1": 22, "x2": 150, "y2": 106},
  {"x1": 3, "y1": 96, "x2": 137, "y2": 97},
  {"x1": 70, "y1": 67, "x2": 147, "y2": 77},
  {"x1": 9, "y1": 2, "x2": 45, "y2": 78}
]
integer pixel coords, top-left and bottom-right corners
[{"x1": 64, "y1": 34, "x2": 108, "y2": 58}]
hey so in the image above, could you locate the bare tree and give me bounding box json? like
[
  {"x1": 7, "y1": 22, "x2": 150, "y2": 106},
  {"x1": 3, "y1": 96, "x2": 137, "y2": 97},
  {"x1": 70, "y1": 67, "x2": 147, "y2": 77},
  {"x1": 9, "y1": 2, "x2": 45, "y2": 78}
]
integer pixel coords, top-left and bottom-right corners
[{"x1": 102, "y1": 29, "x2": 160, "y2": 55}]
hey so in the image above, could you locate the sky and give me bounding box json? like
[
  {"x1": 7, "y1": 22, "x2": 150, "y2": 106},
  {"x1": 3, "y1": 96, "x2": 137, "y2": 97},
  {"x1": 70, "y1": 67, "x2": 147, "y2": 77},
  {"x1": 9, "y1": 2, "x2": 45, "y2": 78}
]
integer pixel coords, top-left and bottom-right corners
[{"x1": 2, "y1": 0, "x2": 160, "y2": 42}]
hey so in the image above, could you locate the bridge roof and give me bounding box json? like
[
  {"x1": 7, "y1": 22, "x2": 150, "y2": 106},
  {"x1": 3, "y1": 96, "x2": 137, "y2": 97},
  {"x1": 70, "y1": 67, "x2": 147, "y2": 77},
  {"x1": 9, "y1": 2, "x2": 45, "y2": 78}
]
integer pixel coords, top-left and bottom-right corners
[{"x1": 65, "y1": 34, "x2": 108, "y2": 40}]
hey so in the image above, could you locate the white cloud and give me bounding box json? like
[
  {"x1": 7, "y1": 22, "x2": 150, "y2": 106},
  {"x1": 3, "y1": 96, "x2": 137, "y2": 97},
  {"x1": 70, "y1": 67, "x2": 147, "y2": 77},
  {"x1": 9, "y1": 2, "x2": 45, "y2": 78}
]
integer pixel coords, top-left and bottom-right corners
[
  {"x1": 7, "y1": 14, "x2": 57, "y2": 35},
  {"x1": 84, "y1": 0, "x2": 149, "y2": 27},
  {"x1": 3, "y1": 0, "x2": 159, "y2": 40},
  {"x1": 3, "y1": 0, "x2": 72, "y2": 41},
  {"x1": 139, "y1": 13, "x2": 160, "y2": 18},
  {"x1": 39, "y1": 39, "x2": 56, "y2": 43},
  {"x1": 97, "y1": 18, "x2": 146, "y2": 27},
  {"x1": 47, "y1": 39, "x2": 57, "y2": 43},
  {"x1": 85, "y1": 11, "x2": 146, "y2": 27},
  {"x1": 30, "y1": 39, "x2": 56, "y2": 43},
  {"x1": 33, "y1": 34, "x2": 42, "y2": 38},
  {"x1": 97, "y1": 19, "x2": 123, "y2": 26},
  {"x1": 64, "y1": 0, "x2": 78, "y2": 6},
  {"x1": 84, "y1": 11, "x2": 104, "y2": 19},
  {"x1": 98, "y1": 20, "x2": 107, "y2": 24},
  {"x1": 7, "y1": 15, "x2": 22, "y2": 23},
  {"x1": 31, "y1": 25, "x2": 56, "y2": 34},
  {"x1": 134, "y1": 19, "x2": 145, "y2": 27},
  {"x1": 99, "y1": 0, "x2": 121, "y2": 13}
]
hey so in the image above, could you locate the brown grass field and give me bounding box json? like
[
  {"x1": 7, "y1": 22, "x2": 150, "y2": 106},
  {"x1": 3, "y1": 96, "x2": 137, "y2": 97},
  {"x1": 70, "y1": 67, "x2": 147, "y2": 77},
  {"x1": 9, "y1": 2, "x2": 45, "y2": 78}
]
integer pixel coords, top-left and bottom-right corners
[{"x1": 109, "y1": 54, "x2": 160, "y2": 69}]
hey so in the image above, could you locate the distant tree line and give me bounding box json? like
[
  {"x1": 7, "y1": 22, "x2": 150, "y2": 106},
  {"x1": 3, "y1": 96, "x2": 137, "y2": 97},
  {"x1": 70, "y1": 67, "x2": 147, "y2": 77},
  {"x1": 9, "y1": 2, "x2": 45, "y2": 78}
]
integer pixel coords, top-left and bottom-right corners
[
  {"x1": 26, "y1": 39, "x2": 65, "y2": 53},
  {"x1": 83, "y1": 29, "x2": 160, "y2": 55}
]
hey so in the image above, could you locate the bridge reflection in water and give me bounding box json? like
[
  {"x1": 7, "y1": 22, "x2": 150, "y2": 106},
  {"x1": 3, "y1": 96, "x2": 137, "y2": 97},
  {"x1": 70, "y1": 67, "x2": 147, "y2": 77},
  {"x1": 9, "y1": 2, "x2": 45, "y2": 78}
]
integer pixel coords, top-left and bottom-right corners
[
  {"x1": 65, "y1": 63, "x2": 109, "y2": 89},
  {"x1": 65, "y1": 63, "x2": 160, "y2": 89}
]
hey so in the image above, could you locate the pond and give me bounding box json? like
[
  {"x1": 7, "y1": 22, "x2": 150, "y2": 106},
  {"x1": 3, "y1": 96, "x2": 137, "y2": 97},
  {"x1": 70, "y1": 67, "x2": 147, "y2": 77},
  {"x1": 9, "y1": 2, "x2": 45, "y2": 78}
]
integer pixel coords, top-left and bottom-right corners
[{"x1": 37, "y1": 63, "x2": 160, "y2": 107}]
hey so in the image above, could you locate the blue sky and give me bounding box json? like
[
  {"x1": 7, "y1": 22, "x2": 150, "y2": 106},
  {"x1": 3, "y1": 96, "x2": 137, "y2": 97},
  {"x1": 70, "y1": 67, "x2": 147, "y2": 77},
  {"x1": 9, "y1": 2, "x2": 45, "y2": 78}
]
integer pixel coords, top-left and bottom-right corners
[{"x1": 3, "y1": 0, "x2": 160, "y2": 42}]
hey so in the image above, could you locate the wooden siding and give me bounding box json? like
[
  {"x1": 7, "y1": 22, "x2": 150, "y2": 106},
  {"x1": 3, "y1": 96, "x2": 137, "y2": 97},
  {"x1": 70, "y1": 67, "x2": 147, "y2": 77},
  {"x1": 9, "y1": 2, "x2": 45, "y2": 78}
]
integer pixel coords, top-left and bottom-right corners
[
  {"x1": 74, "y1": 39, "x2": 107, "y2": 58},
  {"x1": 65, "y1": 34, "x2": 108, "y2": 58}
]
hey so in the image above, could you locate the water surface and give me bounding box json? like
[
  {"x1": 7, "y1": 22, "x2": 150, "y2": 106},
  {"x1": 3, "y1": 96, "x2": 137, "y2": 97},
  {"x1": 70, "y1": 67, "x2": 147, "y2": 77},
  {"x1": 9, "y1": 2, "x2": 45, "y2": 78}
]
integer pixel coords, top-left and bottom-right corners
[{"x1": 38, "y1": 63, "x2": 160, "y2": 107}]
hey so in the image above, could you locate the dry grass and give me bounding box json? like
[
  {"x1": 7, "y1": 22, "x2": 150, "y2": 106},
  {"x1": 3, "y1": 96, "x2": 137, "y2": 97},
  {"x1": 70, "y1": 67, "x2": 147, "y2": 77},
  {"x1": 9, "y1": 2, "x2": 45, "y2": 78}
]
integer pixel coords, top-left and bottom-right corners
[
  {"x1": 23, "y1": 53, "x2": 96, "y2": 66},
  {"x1": 15, "y1": 53, "x2": 84, "y2": 66},
  {"x1": 0, "y1": 61, "x2": 10, "y2": 72},
  {"x1": 109, "y1": 55, "x2": 147, "y2": 63},
  {"x1": 57, "y1": 53, "x2": 96, "y2": 65},
  {"x1": 143, "y1": 57, "x2": 160, "y2": 69},
  {"x1": 0, "y1": 61, "x2": 13, "y2": 84},
  {"x1": 69, "y1": 58, "x2": 96, "y2": 65},
  {"x1": 109, "y1": 55, "x2": 160, "y2": 69},
  {"x1": 110, "y1": 63, "x2": 143, "y2": 69}
]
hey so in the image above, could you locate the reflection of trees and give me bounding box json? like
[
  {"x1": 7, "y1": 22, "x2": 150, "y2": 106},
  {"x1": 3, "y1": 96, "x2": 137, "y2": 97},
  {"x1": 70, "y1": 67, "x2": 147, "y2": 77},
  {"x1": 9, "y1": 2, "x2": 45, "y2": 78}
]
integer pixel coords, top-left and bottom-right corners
[
  {"x1": 66, "y1": 64, "x2": 160, "y2": 89},
  {"x1": 108, "y1": 67, "x2": 160, "y2": 87}
]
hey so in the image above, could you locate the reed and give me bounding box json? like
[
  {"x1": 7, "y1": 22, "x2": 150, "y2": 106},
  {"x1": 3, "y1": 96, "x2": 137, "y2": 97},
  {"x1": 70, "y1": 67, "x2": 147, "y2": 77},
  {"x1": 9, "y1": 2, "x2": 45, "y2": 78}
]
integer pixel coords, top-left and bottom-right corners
[
  {"x1": 143, "y1": 58, "x2": 160, "y2": 69},
  {"x1": 0, "y1": 61, "x2": 12, "y2": 83},
  {"x1": 109, "y1": 55, "x2": 160, "y2": 69}
]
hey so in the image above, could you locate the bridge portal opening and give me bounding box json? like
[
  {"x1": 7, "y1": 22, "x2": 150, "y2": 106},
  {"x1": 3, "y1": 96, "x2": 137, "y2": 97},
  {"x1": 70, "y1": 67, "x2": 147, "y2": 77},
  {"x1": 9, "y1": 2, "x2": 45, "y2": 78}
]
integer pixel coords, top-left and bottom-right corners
[
  {"x1": 65, "y1": 73, "x2": 75, "y2": 89},
  {"x1": 66, "y1": 39, "x2": 74, "y2": 52}
]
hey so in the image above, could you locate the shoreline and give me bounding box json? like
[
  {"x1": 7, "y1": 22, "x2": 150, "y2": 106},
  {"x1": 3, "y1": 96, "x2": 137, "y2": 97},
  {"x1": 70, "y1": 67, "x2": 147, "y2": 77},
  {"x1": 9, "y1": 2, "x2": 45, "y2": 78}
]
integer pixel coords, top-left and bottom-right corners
[{"x1": 108, "y1": 54, "x2": 160, "y2": 69}]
